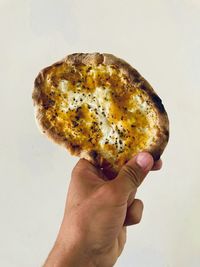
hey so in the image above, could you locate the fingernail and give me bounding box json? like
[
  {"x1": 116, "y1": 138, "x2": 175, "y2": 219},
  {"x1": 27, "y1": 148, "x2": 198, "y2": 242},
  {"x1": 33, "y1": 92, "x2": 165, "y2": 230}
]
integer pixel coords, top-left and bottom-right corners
[{"x1": 136, "y1": 152, "x2": 153, "y2": 170}]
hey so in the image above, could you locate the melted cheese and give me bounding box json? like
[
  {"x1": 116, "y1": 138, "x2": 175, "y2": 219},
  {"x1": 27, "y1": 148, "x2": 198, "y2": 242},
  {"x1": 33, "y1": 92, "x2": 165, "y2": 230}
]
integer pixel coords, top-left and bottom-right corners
[{"x1": 59, "y1": 84, "x2": 123, "y2": 150}]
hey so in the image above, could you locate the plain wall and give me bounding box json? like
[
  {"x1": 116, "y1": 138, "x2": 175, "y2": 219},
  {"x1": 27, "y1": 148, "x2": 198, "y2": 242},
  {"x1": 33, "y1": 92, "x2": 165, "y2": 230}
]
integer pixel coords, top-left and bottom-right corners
[{"x1": 0, "y1": 0, "x2": 200, "y2": 266}]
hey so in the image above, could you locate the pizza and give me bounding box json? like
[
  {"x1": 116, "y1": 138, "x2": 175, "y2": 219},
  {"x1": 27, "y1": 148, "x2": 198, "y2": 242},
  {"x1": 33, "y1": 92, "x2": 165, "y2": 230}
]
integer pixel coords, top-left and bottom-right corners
[{"x1": 32, "y1": 53, "x2": 169, "y2": 173}]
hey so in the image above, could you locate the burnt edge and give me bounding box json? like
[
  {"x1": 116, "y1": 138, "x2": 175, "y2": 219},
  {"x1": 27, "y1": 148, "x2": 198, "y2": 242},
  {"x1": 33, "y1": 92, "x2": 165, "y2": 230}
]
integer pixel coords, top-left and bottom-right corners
[{"x1": 150, "y1": 93, "x2": 165, "y2": 113}]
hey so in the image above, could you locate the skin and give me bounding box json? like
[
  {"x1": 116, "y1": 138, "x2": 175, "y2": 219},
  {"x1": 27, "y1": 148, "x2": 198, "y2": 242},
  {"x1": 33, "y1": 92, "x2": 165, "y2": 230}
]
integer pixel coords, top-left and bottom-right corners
[{"x1": 44, "y1": 152, "x2": 162, "y2": 267}]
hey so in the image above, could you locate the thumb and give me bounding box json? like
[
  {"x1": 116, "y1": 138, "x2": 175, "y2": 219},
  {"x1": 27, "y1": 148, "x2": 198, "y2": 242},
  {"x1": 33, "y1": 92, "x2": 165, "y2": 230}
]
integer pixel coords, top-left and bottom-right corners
[{"x1": 114, "y1": 152, "x2": 154, "y2": 195}]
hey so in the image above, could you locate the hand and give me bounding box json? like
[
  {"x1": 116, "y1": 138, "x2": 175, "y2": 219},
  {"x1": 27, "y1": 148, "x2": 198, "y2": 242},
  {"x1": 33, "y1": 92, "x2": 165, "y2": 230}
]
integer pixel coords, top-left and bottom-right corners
[{"x1": 44, "y1": 152, "x2": 162, "y2": 267}]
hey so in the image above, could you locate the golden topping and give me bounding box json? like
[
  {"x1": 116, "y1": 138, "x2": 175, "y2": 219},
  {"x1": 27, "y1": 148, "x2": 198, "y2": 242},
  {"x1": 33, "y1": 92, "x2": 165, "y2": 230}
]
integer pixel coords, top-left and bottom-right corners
[{"x1": 39, "y1": 63, "x2": 158, "y2": 165}]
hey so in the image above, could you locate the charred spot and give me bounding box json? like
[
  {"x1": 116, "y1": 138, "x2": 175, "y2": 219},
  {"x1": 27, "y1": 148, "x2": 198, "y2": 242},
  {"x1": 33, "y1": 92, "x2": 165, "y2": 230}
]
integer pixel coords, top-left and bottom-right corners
[
  {"x1": 32, "y1": 89, "x2": 40, "y2": 104},
  {"x1": 57, "y1": 132, "x2": 64, "y2": 137},
  {"x1": 41, "y1": 120, "x2": 51, "y2": 129},
  {"x1": 71, "y1": 144, "x2": 80, "y2": 151},
  {"x1": 53, "y1": 62, "x2": 63, "y2": 68},
  {"x1": 72, "y1": 121, "x2": 79, "y2": 127},
  {"x1": 140, "y1": 83, "x2": 147, "y2": 91},
  {"x1": 43, "y1": 97, "x2": 55, "y2": 109},
  {"x1": 76, "y1": 106, "x2": 82, "y2": 114},
  {"x1": 51, "y1": 114, "x2": 57, "y2": 120},
  {"x1": 75, "y1": 115, "x2": 80, "y2": 120},
  {"x1": 164, "y1": 129, "x2": 170, "y2": 141},
  {"x1": 87, "y1": 66, "x2": 92, "y2": 72},
  {"x1": 51, "y1": 75, "x2": 59, "y2": 87},
  {"x1": 152, "y1": 150, "x2": 161, "y2": 161},
  {"x1": 131, "y1": 72, "x2": 140, "y2": 83},
  {"x1": 76, "y1": 108, "x2": 83, "y2": 119},
  {"x1": 43, "y1": 66, "x2": 53, "y2": 77},
  {"x1": 94, "y1": 53, "x2": 104, "y2": 64},
  {"x1": 90, "y1": 150, "x2": 98, "y2": 160},
  {"x1": 133, "y1": 77, "x2": 140, "y2": 83},
  {"x1": 151, "y1": 94, "x2": 165, "y2": 113},
  {"x1": 61, "y1": 69, "x2": 81, "y2": 83},
  {"x1": 34, "y1": 74, "x2": 43, "y2": 88}
]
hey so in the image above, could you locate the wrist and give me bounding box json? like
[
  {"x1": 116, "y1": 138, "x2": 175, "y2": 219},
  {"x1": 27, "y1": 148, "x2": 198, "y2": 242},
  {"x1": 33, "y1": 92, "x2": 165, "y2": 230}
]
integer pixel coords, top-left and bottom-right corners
[
  {"x1": 44, "y1": 220, "x2": 115, "y2": 267},
  {"x1": 44, "y1": 237, "x2": 95, "y2": 267}
]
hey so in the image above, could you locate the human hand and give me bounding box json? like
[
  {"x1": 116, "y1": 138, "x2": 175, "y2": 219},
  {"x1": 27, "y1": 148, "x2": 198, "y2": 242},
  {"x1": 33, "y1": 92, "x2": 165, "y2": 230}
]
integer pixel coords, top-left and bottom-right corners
[{"x1": 44, "y1": 152, "x2": 162, "y2": 267}]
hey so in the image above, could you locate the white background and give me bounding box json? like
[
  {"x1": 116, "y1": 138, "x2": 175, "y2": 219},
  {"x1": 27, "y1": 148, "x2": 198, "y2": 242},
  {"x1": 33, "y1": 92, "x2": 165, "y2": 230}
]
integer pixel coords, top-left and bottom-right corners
[{"x1": 0, "y1": 0, "x2": 200, "y2": 266}]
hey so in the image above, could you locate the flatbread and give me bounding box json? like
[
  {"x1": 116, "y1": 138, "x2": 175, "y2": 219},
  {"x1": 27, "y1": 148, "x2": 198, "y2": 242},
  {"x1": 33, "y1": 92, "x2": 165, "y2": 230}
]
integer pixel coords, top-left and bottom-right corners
[{"x1": 32, "y1": 53, "x2": 169, "y2": 173}]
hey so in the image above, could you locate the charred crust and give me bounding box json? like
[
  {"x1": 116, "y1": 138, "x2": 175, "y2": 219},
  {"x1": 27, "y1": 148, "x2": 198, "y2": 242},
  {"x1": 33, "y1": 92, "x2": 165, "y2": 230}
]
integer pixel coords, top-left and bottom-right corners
[
  {"x1": 34, "y1": 73, "x2": 43, "y2": 89},
  {"x1": 70, "y1": 143, "x2": 81, "y2": 153},
  {"x1": 140, "y1": 83, "x2": 147, "y2": 91},
  {"x1": 41, "y1": 119, "x2": 51, "y2": 130},
  {"x1": 66, "y1": 53, "x2": 104, "y2": 66},
  {"x1": 52, "y1": 61, "x2": 64, "y2": 68},
  {"x1": 89, "y1": 150, "x2": 102, "y2": 165},
  {"x1": 164, "y1": 129, "x2": 170, "y2": 142},
  {"x1": 90, "y1": 150, "x2": 98, "y2": 159},
  {"x1": 151, "y1": 150, "x2": 161, "y2": 161},
  {"x1": 40, "y1": 66, "x2": 54, "y2": 79},
  {"x1": 130, "y1": 70, "x2": 141, "y2": 83},
  {"x1": 151, "y1": 93, "x2": 165, "y2": 113},
  {"x1": 43, "y1": 97, "x2": 55, "y2": 109}
]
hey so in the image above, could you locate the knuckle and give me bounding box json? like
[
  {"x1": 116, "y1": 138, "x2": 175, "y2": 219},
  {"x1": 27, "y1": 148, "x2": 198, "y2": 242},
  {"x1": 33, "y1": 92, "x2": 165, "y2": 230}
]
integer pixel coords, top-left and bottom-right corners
[{"x1": 121, "y1": 165, "x2": 141, "y2": 188}]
